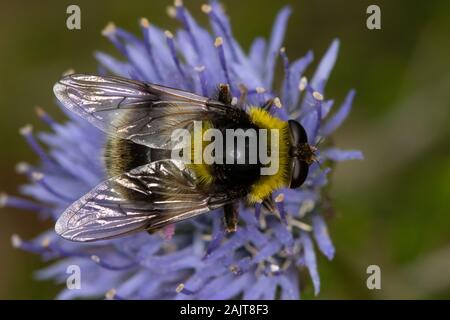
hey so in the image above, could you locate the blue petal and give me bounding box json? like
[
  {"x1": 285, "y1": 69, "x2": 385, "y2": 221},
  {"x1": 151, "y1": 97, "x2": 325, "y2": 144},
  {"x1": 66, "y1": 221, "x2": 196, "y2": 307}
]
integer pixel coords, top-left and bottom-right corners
[
  {"x1": 243, "y1": 275, "x2": 272, "y2": 300},
  {"x1": 264, "y1": 6, "x2": 292, "y2": 88},
  {"x1": 253, "y1": 241, "x2": 282, "y2": 263},
  {"x1": 95, "y1": 52, "x2": 131, "y2": 77},
  {"x1": 300, "y1": 108, "x2": 319, "y2": 144},
  {"x1": 300, "y1": 232, "x2": 320, "y2": 295},
  {"x1": 283, "y1": 50, "x2": 314, "y2": 110},
  {"x1": 209, "y1": 273, "x2": 252, "y2": 299},
  {"x1": 249, "y1": 37, "x2": 267, "y2": 76},
  {"x1": 322, "y1": 147, "x2": 364, "y2": 161},
  {"x1": 312, "y1": 214, "x2": 335, "y2": 260},
  {"x1": 116, "y1": 271, "x2": 152, "y2": 298},
  {"x1": 310, "y1": 39, "x2": 339, "y2": 93},
  {"x1": 321, "y1": 89, "x2": 355, "y2": 135},
  {"x1": 271, "y1": 221, "x2": 294, "y2": 250},
  {"x1": 278, "y1": 271, "x2": 300, "y2": 300},
  {"x1": 245, "y1": 225, "x2": 269, "y2": 248}
]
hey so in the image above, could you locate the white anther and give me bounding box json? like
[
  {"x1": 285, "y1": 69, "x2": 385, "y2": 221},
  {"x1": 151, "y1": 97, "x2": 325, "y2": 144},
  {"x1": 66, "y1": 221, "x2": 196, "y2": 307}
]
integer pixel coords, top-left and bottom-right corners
[
  {"x1": 15, "y1": 162, "x2": 30, "y2": 174},
  {"x1": 255, "y1": 87, "x2": 266, "y2": 94},
  {"x1": 41, "y1": 237, "x2": 50, "y2": 248},
  {"x1": 275, "y1": 193, "x2": 285, "y2": 203},
  {"x1": 62, "y1": 69, "x2": 75, "y2": 76},
  {"x1": 176, "y1": 283, "x2": 185, "y2": 293},
  {"x1": 0, "y1": 193, "x2": 8, "y2": 207},
  {"x1": 313, "y1": 91, "x2": 324, "y2": 101},
  {"x1": 31, "y1": 172, "x2": 44, "y2": 181},
  {"x1": 140, "y1": 17, "x2": 150, "y2": 28},
  {"x1": 19, "y1": 124, "x2": 32, "y2": 135},
  {"x1": 299, "y1": 77, "x2": 308, "y2": 91},
  {"x1": 101, "y1": 22, "x2": 116, "y2": 36},
  {"x1": 105, "y1": 288, "x2": 116, "y2": 300},
  {"x1": 290, "y1": 218, "x2": 313, "y2": 232},
  {"x1": 164, "y1": 30, "x2": 174, "y2": 39},
  {"x1": 201, "y1": 4, "x2": 212, "y2": 14},
  {"x1": 166, "y1": 6, "x2": 176, "y2": 18},
  {"x1": 270, "y1": 264, "x2": 280, "y2": 273},
  {"x1": 273, "y1": 97, "x2": 282, "y2": 108},
  {"x1": 214, "y1": 37, "x2": 223, "y2": 47},
  {"x1": 11, "y1": 234, "x2": 22, "y2": 248}
]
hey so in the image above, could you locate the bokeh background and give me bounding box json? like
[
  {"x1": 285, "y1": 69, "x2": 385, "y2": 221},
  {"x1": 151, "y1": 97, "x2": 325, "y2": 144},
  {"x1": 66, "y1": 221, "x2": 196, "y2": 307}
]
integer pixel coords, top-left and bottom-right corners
[{"x1": 1, "y1": 0, "x2": 449, "y2": 299}]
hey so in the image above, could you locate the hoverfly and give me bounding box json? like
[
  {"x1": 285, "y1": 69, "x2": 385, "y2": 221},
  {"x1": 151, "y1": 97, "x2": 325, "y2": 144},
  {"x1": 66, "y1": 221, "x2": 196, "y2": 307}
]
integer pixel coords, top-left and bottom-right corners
[{"x1": 53, "y1": 74, "x2": 316, "y2": 241}]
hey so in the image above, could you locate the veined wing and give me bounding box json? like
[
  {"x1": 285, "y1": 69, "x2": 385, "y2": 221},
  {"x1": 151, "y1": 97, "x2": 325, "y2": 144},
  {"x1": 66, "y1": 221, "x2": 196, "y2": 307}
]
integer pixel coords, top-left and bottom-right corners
[
  {"x1": 53, "y1": 74, "x2": 230, "y2": 149},
  {"x1": 55, "y1": 160, "x2": 237, "y2": 242}
]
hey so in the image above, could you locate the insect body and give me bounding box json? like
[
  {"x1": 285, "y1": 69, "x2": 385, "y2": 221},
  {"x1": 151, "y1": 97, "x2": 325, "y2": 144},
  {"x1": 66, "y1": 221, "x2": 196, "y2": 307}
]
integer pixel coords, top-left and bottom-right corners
[{"x1": 53, "y1": 74, "x2": 316, "y2": 241}]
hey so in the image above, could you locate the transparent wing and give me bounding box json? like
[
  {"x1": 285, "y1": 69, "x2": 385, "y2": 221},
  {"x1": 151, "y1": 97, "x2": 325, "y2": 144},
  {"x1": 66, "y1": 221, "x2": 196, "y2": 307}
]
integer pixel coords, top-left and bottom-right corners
[
  {"x1": 55, "y1": 160, "x2": 235, "y2": 242},
  {"x1": 53, "y1": 74, "x2": 230, "y2": 149}
]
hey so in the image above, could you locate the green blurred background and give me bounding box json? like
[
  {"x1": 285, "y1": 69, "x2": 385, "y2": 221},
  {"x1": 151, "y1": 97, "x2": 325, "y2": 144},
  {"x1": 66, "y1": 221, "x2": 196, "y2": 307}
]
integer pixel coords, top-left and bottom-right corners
[{"x1": 1, "y1": 0, "x2": 449, "y2": 299}]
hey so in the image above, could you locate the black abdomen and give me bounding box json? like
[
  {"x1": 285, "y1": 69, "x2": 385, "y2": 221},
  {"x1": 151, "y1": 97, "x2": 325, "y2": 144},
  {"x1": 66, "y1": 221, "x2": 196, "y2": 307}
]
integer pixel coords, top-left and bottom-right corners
[{"x1": 104, "y1": 138, "x2": 170, "y2": 177}]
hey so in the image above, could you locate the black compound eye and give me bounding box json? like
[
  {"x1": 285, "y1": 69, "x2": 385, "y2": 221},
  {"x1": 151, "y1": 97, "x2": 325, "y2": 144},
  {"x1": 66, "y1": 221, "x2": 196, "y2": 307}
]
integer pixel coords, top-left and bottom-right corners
[
  {"x1": 288, "y1": 120, "x2": 308, "y2": 145},
  {"x1": 290, "y1": 158, "x2": 309, "y2": 189}
]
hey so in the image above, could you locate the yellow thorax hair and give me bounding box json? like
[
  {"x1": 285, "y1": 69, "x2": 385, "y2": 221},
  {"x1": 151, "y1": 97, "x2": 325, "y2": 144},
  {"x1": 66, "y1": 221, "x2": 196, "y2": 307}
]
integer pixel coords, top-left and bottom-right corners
[
  {"x1": 188, "y1": 120, "x2": 214, "y2": 185},
  {"x1": 246, "y1": 107, "x2": 291, "y2": 203},
  {"x1": 187, "y1": 108, "x2": 292, "y2": 202}
]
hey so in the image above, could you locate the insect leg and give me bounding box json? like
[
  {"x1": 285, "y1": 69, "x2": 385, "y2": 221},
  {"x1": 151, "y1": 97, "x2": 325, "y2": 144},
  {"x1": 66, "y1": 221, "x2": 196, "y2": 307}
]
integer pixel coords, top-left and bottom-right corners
[
  {"x1": 217, "y1": 83, "x2": 232, "y2": 104},
  {"x1": 223, "y1": 202, "x2": 239, "y2": 232},
  {"x1": 262, "y1": 98, "x2": 275, "y2": 111},
  {"x1": 237, "y1": 84, "x2": 248, "y2": 109},
  {"x1": 262, "y1": 194, "x2": 276, "y2": 213}
]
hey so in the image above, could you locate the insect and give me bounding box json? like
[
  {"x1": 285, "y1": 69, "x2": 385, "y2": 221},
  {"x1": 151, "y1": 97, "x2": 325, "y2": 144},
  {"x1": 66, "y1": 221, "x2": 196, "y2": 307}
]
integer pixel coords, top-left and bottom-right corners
[{"x1": 53, "y1": 74, "x2": 317, "y2": 242}]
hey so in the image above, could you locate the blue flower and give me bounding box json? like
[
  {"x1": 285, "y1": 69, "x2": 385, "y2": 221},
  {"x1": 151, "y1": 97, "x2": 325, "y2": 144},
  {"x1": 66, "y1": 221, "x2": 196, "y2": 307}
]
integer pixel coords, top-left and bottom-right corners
[{"x1": 3, "y1": 1, "x2": 362, "y2": 299}]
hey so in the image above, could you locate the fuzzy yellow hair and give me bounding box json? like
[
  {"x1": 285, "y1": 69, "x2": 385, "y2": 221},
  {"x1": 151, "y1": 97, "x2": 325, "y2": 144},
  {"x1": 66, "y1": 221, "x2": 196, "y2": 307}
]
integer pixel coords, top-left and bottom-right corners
[
  {"x1": 187, "y1": 108, "x2": 291, "y2": 201},
  {"x1": 188, "y1": 121, "x2": 214, "y2": 186},
  {"x1": 246, "y1": 107, "x2": 291, "y2": 203}
]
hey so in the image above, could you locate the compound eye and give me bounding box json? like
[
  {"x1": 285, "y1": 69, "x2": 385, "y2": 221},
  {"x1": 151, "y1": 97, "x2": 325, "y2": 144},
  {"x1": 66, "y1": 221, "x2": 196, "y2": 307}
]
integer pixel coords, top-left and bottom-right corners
[
  {"x1": 290, "y1": 158, "x2": 309, "y2": 189},
  {"x1": 288, "y1": 120, "x2": 308, "y2": 145}
]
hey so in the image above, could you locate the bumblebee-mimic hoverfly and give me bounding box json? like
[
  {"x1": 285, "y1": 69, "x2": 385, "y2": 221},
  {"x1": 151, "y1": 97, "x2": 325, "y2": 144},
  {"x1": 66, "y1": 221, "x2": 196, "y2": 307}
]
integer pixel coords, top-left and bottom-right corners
[{"x1": 53, "y1": 74, "x2": 317, "y2": 241}]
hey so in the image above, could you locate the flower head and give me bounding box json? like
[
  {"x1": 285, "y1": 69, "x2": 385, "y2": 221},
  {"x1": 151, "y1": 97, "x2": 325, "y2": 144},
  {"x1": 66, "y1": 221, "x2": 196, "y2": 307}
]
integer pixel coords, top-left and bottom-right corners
[{"x1": 4, "y1": 1, "x2": 362, "y2": 299}]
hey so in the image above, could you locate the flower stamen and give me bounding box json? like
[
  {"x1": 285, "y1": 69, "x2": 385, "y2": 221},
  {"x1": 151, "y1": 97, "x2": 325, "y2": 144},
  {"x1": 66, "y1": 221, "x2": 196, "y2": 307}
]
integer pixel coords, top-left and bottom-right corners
[
  {"x1": 173, "y1": 0, "x2": 201, "y2": 58},
  {"x1": 273, "y1": 97, "x2": 283, "y2": 109},
  {"x1": 299, "y1": 76, "x2": 308, "y2": 92},
  {"x1": 165, "y1": 30, "x2": 188, "y2": 85},
  {"x1": 35, "y1": 106, "x2": 56, "y2": 128},
  {"x1": 0, "y1": 192, "x2": 50, "y2": 213},
  {"x1": 214, "y1": 37, "x2": 232, "y2": 88},
  {"x1": 105, "y1": 288, "x2": 117, "y2": 300},
  {"x1": 11, "y1": 234, "x2": 23, "y2": 249},
  {"x1": 20, "y1": 125, "x2": 56, "y2": 167},
  {"x1": 176, "y1": 283, "x2": 195, "y2": 295},
  {"x1": 275, "y1": 193, "x2": 287, "y2": 224},
  {"x1": 203, "y1": 3, "x2": 239, "y2": 61},
  {"x1": 91, "y1": 254, "x2": 138, "y2": 271},
  {"x1": 166, "y1": 6, "x2": 176, "y2": 18},
  {"x1": 30, "y1": 171, "x2": 74, "y2": 203},
  {"x1": 289, "y1": 218, "x2": 313, "y2": 232},
  {"x1": 195, "y1": 65, "x2": 208, "y2": 96},
  {"x1": 140, "y1": 18, "x2": 163, "y2": 82}
]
